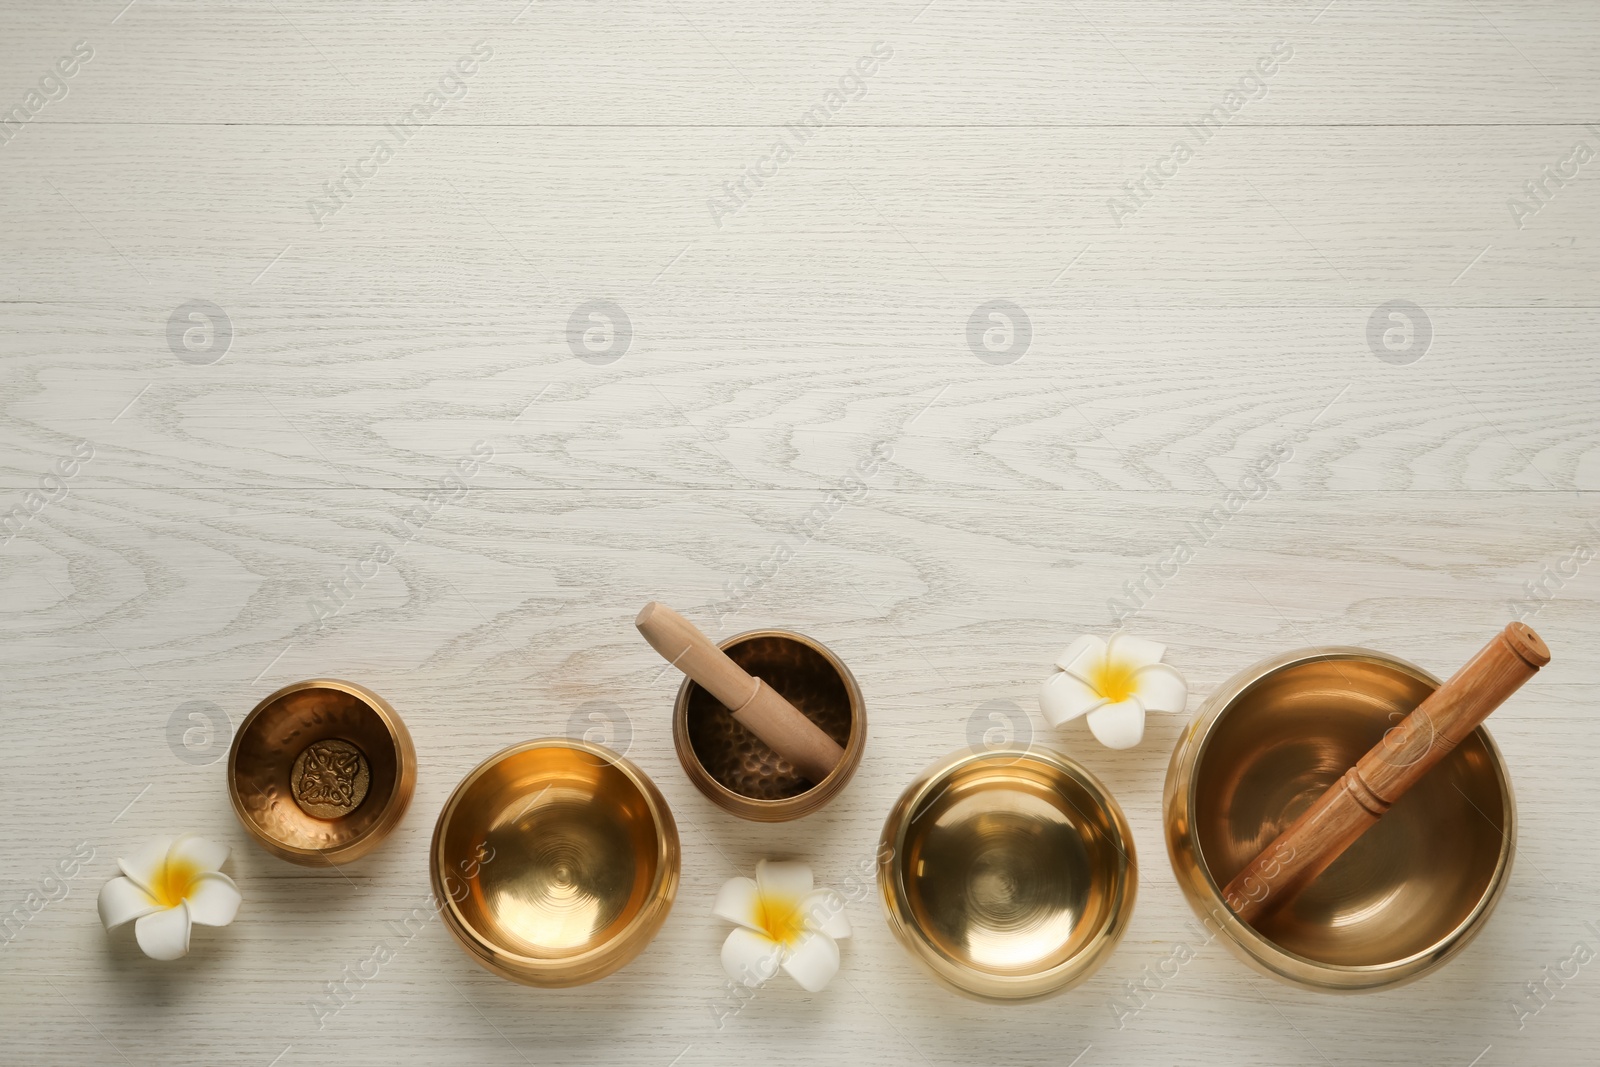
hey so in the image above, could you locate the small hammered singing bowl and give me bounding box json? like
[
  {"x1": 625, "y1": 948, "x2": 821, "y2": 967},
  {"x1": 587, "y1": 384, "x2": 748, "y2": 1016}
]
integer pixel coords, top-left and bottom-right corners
[
  {"x1": 1164, "y1": 647, "x2": 1515, "y2": 993},
  {"x1": 673, "y1": 629, "x2": 865, "y2": 822},
  {"x1": 879, "y1": 747, "x2": 1137, "y2": 1001},
  {"x1": 430, "y1": 738, "x2": 680, "y2": 987},
  {"x1": 228, "y1": 679, "x2": 416, "y2": 866}
]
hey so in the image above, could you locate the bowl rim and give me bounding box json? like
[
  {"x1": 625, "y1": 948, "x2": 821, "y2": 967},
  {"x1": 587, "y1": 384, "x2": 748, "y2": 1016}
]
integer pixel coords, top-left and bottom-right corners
[
  {"x1": 429, "y1": 736, "x2": 680, "y2": 979},
  {"x1": 877, "y1": 744, "x2": 1138, "y2": 1001},
  {"x1": 226, "y1": 677, "x2": 416, "y2": 864},
  {"x1": 671, "y1": 627, "x2": 866, "y2": 821},
  {"x1": 1164, "y1": 646, "x2": 1517, "y2": 992}
]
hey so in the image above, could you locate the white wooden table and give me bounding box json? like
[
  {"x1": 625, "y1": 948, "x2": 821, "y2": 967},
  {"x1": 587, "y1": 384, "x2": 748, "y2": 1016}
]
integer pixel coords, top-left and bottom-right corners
[{"x1": 3, "y1": 2, "x2": 1598, "y2": 1064}]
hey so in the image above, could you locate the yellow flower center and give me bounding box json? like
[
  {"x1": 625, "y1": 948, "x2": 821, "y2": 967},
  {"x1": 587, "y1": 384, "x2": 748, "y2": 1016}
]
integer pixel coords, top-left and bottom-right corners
[
  {"x1": 757, "y1": 894, "x2": 806, "y2": 947},
  {"x1": 1090, "y1": 656, "x2": 1137, "y2": 704},
  {"x1": 150, "y1": 856, "x2": 201, "y2": 909}
]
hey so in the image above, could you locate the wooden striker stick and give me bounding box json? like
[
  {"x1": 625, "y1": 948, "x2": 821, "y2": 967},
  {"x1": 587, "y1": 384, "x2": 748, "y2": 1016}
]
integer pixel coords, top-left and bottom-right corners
[
  {"x1": 635, "y1": 602, "x2": 846, "y2": 785},
  {"x1": 1223, "y1": 622, "x2": 1549, "y2": 927}
]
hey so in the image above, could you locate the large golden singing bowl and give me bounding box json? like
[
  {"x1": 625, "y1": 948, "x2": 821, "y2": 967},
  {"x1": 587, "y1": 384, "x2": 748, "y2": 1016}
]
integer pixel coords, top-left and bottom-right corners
[
  {"x1": 1164, "y1": 647, "x2": 1515, "y2": 993},
  {"x1": 674, "y1": 629, "x2": 865, "y2": 821},
  {"x1": 431, "y1": 738, "x2": 679, "y2": 987},
  {"x1": 879, "y1": 747, "x2": 1137, "y2": 1001},
  {"x1": 228, "y1": 679, "x2": 416, "y2": 865}
]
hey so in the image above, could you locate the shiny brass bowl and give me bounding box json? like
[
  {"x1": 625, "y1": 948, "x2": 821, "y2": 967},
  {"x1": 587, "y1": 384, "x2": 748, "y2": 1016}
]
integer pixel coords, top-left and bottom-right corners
[
  {"x1": 878, "y1": 747, "x2": 1136, "y2": 1001},
  {"x1": 430, "y1": 738, "x2": 679, "y2": 987},
  {"x1": 673, "y1": 629, "x2": 865, "y2": 821},
  {"x1": 1164, "y1": 647, "x2": 1515, "y2": 993},
  {"x1": 228, "y1": 679, "x2": 416, "y2": 866}
]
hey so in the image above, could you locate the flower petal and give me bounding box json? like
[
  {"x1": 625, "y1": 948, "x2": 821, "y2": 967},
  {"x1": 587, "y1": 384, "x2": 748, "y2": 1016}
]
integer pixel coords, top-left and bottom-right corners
[
  {"x1": 711, "y1": 876, "x2": 764, "y2": 933},
  {"x1": 134, "y1": 903, "x2": 191, "y2": 961},
  {"x1": 117, "y1": 837, "x2": 175, "y2": 897},
  {"x1": 1085, "y1": 699, "x2": 1146, "y2": 749},
  {"x1": 1108, "y1": 632, "x2": 1166, "y2": 671},
  {"x1": 1133, "y1": 662, "x2": 1188, "y2": 715},
  {"x1": 799, "y1": 888, "x2": 851, "y2": 940},
  {"x1": 755, "y1": 860, "x2": 813, "y2": 903},
  {"x1": 168, "y1": 834, "x2": 229, "y2": 874},
  {"x1": 97, "y1": 876, "x2": 159, "y2": 930},
  {"x1": 1039, "y1": 671, "x2": 1108, "y2": 727},
  {"x1": 1058, "y1": 636, "x2": 1109, "y2": 684},
  {"x1": 185, "y1": 872, "x2": 241, "y2": 927},
  {"x1": 781, "y1": 930, "x2": 840, "y2": 992},
  {"x1": 721, "y1": 927, "x2": 783, "y2": 987},
  {"x1": 1052, "y1": 635, "x2": 1104, "y2": 674}
]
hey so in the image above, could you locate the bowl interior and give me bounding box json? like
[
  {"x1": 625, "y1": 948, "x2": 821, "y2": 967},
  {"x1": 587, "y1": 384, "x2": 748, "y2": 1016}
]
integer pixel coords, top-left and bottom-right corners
[
  {"x1": 436, "y1": 744, "x2": 664, "y2": 961},
  {"x1": 893, "y1": 753, "x2": 1130, "y2": 978},
  {"x1": 685, "y1": 634, "x2": 855, "y2": 801},
  {"x1": 232, "y1": 685, "x2": 401, "y2": 851},
  {"x1": 1193, "y1": 656, "x2": 1509, "y2": 967}
]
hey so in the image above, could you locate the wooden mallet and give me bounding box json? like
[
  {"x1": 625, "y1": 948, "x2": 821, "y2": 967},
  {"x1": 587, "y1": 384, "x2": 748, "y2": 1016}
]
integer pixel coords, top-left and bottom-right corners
[
  {"x1": 1223, "y1": 622, "x2": 1549, "y2": 927},
  {"x1": 635, "y1": 602, "x2": 846, "y2": 785}
]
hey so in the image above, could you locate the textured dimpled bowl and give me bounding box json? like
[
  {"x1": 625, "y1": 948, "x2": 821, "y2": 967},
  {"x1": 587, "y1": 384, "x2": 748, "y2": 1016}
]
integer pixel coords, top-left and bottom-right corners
[
  {"x1": 1164, "y1": 647, "x2": 1515, "y2": 993},
  {"x1": 431, "y1": 738, "x2": 680, "y2": 987},
  {"x1": 228, "y1": 679, "x2": 416, "y2": 866},
  {"x1": 673, "y1": 629, "x2": 865, "y2": 821},
  {"x1": 878, "y1": 747, "x2": 1137, "y2": 1001}
]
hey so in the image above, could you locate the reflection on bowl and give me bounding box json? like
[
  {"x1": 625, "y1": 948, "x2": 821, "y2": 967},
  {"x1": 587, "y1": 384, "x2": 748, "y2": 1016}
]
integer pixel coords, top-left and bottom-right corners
[
  {"x1": 879, "y1": 747, "x2": 1136, "y2": 1001},
  {"x1": 431, "y1": 738, "x2": 679, "y2": 986},
  {"x1": 1164, "y1": 647, "x2": 1515, "y2": 992}
]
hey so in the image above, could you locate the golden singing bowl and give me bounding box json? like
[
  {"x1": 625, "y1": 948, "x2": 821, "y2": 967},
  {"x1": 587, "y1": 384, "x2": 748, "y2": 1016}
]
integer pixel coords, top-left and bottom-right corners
[
  {"x1": 878, "y1": 747, "x2": 1137, "y2": 1001},
  {"x1": 228, "y1": 679, "x2": 416, "y2": 866},
  {"x1": 430, "y1": 738, "x2": 680, "y2": 987},
  {"x1": 1164, "y1": 647, "x2": 1515, "y2": 993},
  {"x1": 673, "y1": 629, "x2": 865, "y2": 821}
]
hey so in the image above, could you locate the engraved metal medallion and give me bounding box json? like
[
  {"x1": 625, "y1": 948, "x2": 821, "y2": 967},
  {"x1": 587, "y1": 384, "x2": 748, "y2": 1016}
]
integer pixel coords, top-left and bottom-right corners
[{"x1": 291, "y1": 738, "x2": 370, "y2": 818}]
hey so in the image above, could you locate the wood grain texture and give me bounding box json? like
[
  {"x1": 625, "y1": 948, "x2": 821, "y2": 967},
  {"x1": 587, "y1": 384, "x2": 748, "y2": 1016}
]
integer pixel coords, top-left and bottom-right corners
[{"x1": 2, "y1": 1, "x2": 1598, "y2": 1066}]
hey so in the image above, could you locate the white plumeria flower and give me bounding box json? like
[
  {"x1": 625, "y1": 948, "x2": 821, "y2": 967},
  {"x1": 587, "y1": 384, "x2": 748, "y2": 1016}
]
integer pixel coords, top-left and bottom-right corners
[
  {"x1": 97, "y1": 834, "x2": 241, "y2": 960},
  {"x1": 1038, "y1": 633, "x2": 1188, "y2": 749},
  {"x1": 712, "y1": 860, "x2": 850, "y2": 993}
]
